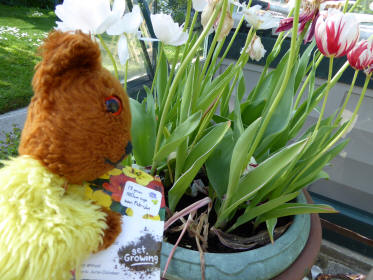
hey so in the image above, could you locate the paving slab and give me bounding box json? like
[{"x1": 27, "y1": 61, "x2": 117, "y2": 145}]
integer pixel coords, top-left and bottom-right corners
[{"x1": 0, "y1": 107, "x2": 27, "y2": 141}]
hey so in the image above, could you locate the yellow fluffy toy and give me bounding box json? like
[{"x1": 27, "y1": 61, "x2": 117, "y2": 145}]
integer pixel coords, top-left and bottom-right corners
[{"x1": 0, "y1": 31, "x2": 132, "y2": 279}]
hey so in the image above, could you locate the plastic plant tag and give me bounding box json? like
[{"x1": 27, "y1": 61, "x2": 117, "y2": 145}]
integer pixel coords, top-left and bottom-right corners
[{"x1": 73, "y1": 166, "x2": 165, "y2": 280}]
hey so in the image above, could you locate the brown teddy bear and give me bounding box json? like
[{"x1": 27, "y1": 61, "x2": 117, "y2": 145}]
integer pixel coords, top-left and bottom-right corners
[{"x1": 0, "y1": 31, "x2": 131, "y2": 280}]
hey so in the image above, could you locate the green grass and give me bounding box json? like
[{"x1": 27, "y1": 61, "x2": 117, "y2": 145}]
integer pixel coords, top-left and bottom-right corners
[
  {"x1": 0, "y1": 4, "x2": 56, "y2": 114},
  {"x1": 0, "y1": 5, "x2": 152, "y2": 114}
]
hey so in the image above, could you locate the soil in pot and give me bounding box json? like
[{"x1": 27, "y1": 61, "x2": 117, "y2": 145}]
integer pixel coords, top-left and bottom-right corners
[{"x1": 164, "y1": 191, "x2": 294, "y2": 254}]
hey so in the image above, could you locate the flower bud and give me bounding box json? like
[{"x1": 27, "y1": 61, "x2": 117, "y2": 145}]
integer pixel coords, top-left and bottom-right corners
[
  {"x1": 347, "y1": 40, "x2": 373, "y2": 71},
  {"x1": 246, "y1": 35, "x2": 266, "y2": 61},
  {"x1": 315, "y1": 9, "x2": 359, "y2": 58}
]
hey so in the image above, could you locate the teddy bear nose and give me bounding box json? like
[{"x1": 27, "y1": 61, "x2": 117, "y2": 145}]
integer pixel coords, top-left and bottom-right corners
[{"x1": 125, "y1": 141, "x2": 132, "y2": 155}]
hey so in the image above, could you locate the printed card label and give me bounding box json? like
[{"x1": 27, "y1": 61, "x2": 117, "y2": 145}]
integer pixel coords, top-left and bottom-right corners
[
  {"x1": 121, "y1": 181, "x2": 162, "y2": 217},
  {"x1": 79, "y1": 217, "x2": 163, "y2": 280}
]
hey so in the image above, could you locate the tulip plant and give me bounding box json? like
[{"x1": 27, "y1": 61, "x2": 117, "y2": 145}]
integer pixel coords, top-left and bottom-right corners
[{"x1": 56, "y1": 0, "x2": 372, "y2": 259}]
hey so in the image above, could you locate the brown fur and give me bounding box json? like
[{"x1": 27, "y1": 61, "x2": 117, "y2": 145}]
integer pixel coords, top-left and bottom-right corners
[
  {"x1": 97, "y1": 207, "x2": 123, "y2": 251},
  {"x1": 18, "y1": 30, "x2": 131, "y2": 249}
]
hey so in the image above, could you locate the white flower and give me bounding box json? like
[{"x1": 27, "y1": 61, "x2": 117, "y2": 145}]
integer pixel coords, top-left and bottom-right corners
[
  {"x1": 107, "y1": 5, "x2": 143, "y2": 35},
  {"x1": 243, "y1": 5, "x2": 279, "y2": 30},
  {"x1": 106, "y1": 5, "x2": 143, "y2": 65},
  {"x1": 246, "y1": 34, "x2": 266, "y2": 61},
  {"x1": 118, "y1": 35, "x2": 130, "y2": 65},
  {"x1": 55, "y1": 0, "x2": 125, "y2": 34},
  {"x1": 150, "y1": 14, "x2": 188, "y2": 46},
  {"x1": 192, "y1": 0, "x2": 208, "y2": 12}
]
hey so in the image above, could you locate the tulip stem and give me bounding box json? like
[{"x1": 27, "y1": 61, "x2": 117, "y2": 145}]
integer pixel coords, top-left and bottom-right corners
[
  {"x1": 294, "y1": 54, "x2": 324, "y2": 109},
  {"x1": 290, "y1": 73, "x2": 371, "y2": 187},
  {"x1": 313, "y1": 56, "x2": 334, "y2": 135},
  {"x1": 151, "y1": 0, "x2": 224, "y2": 174},
  {"x1": 98, "y1": 34, "x2": 119, "y2": 80},
  {"x1": 220, "y1": 0, "x2": 302, "y2": 218},
  {"x1": 214, "y1": 0, "x2": 253, "y2": 74},
  {"x1": 200, "y1": 0, "x2": 229, "y2": 80},
  {"x1": 246, "y1": 0, "x2": 301, "y2": 156},
  {"x1": 124, "y1": 60, "x2": 128, "y2": 92},
  {"x1": 181, "y1": 11, "x2": 199, "y2": 63},
  {"x1": 335, "y1": 69, "x2": 358, "y2": 124},
  {"x1": 150, "y1": 43, "x2": 162, "y2": 94},
  {"x1": 343, "y1": 0, "x2": 349, "y2": 13},
  {"x1": 348, "y1": 0, "x2": 361, "y2": 12},
  {"x1": 161, "y1": 46, "x2": 181, "y2": 114}
]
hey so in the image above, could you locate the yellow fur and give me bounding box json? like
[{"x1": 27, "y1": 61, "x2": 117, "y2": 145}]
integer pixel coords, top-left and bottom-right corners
[{"x1": 0, "y1": 156, "x2": 107, "y2": 280}]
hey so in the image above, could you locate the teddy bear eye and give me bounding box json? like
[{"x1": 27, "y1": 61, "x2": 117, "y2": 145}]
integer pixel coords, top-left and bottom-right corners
[{"x1": 105, "y1": 96, "x2": 122, "y2": 116}]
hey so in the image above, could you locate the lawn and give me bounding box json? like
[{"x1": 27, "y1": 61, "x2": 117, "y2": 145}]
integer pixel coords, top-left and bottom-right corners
[
  {"x1": 0, "y1": 4, "x2": 153, "y2": 114},
  {"x1": 0, "y1": 4, "x2": 56, "y2": 114}
]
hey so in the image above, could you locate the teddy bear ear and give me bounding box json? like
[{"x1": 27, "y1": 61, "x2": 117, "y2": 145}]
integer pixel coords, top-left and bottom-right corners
[{"x1": 36, "y1": 30, "x2": 101, "y2": 80}]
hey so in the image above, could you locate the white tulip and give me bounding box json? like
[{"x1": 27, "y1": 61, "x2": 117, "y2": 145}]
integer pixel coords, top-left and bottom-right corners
[
  {"x1": 118, "y1": 35, "x2": 130, "y2": 65},
  {"x1": 151, "y1": 14, "x2": 188, "y2": 46},
  {"x1": 192, "y1": 0, "x2": 208, "y2": 12},
  {"x1": 55, "y1": 0, "x2": 125, "y2": 34},
  {"x1": 107, "y1": 5, "x2": 143, "y2": 35},
  {"x1": 243, "y1": 5, "x2": 279, "y2": 30}
]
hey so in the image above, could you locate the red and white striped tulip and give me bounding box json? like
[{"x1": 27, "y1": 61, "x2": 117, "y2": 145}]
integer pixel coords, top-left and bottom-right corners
[
  {"x1": 315, "y1": 9, "x2": 359, "y2": 58},
  {"x1": 347, "y1": 39, "x2": 373, "y2": 71}
]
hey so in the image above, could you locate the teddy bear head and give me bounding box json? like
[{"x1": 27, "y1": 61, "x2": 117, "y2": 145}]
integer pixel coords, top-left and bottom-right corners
[{"x1": 19, "y1": 31, "x2": 132, "y2": 184}]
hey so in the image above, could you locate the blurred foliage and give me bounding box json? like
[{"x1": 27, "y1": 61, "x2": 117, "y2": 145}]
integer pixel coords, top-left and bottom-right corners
[
  {"x1": 0, "y1": 125, "x2": 21, "y2": 166},
  {"x1": 157, "y1": 0, "x2": 187, "y2": 24},
  {"x1": 0, "y1": 0, "x2": 62, "y2": 9}
]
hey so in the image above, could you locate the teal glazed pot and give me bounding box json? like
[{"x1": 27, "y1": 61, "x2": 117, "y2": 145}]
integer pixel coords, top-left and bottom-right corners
[{"x1": 161, "y1": 192, "x2": 311, "y2": 280}]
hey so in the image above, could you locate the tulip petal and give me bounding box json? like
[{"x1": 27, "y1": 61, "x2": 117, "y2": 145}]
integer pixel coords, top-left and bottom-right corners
[
  {"x1": 244, "y1": 5, "x2": 279, "y2": 30},
  {"x1": 112, "y1": 0, "x2": 126, "y2": 17},
  {"x1": 315, "y1": 9, "x2": 359, "y2": 58},
  {"x1": 192, "y1": 0, "x2": 208, "y2": 12},
  {"x1": 55, "y1": 0, "x2": 123, "y2": 34},
  {"x1": 151, "y1": 13, "x2": 188, "y2": 46},
  {"x1": 107, "y1": 5, "x2": 143, "y2": 35},
  {"x1": 118, "y1": 35, "x2": 130, "y2": 65}
]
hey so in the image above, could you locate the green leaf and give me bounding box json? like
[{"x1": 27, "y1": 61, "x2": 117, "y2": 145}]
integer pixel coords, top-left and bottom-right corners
[
  {"x1": 237, "y1": 70, "x2": 246, "y2": 102},
  {"x1": 157, "y1": 47, "x2": 168, "y2": 109},
  {"x1": 225, "y1": 118, "x2": 262, "y2": 205},
  {"x1": 233, "y1": 92, "x2": 244, "y2": 141},
  {"x1": 196, "y1": 65, "x2": 238, "y2": 112},
  {"x1": 180, "y1": 65, "x2": 196, "y2": 123},
  {"x1": 288, "y1": 139, "x2": 349, "y2": 193},
  {"x1": 289, "y1": 83, "x2": 327, "y2": 138},
  {"x1": 266, "y1": 218, "x2": 277, "y2": 244},
  {"x1": 168, "y1": 121, "x2": 231, "y2": 211},
  {"x1": 289, "y1": 171, "x2": 329, "y2": 193},
  {"x1": 154, "y1": 111, "x2": 202, "y2": 162},
  {"x1": 230, "y1": 191, "x2": 299, "y2": 231},
  {"x1": 217, "y1": 138, "x2": 308, "y2": 224},
  {"x1": 130, "y1": 98, "x2": 157, "y2": 166},
  {"x1": 256, "y1": 58, "x2": 297, "y2": 156},
  {"x1": 205, "y1": 129, "x2": 235, "y2": 198},
  {"x1": 255, "y1": 203, "x2": 338, "y2": 225},
  {"x1": 294, "y1": 41, "x2": 316, "y2": 92}
]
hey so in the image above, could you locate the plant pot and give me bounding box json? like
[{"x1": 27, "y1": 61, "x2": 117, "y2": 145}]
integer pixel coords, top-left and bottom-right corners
[{"x1": 160, "y1": 191, "x2": 322, "y2": 280}]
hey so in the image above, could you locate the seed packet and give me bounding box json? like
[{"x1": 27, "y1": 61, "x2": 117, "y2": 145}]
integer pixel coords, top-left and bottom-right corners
[{"x1": 73, "y1": 166, "x2": 165, "y2": 280}]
